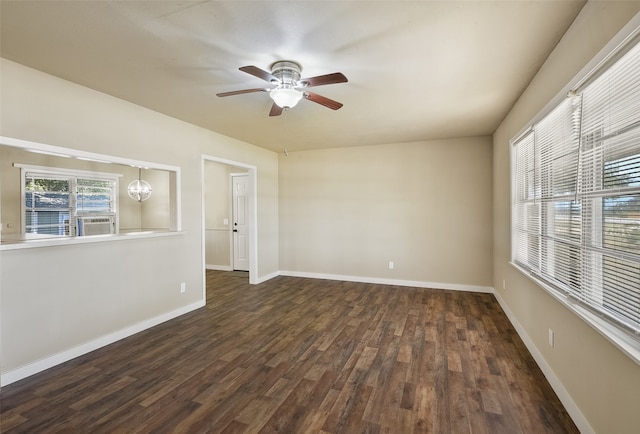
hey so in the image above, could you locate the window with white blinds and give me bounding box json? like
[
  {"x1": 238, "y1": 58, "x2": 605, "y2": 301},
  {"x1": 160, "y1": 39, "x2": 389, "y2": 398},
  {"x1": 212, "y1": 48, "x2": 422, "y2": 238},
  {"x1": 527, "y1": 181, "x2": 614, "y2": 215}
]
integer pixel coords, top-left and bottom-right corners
[
  {"x1": 512, "y1": 35, "x2": 640, "y2": 348},
  {"x1": 21, "y1": 166, "x2": 118, "y2": 238}
]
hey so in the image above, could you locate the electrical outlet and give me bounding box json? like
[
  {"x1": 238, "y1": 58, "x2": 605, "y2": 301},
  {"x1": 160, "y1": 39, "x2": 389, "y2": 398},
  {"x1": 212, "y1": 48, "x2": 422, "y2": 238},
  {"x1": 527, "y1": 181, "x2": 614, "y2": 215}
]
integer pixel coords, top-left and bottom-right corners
[
  {"x1": 180, "y1": 282, "x2": 186, "y2": 293},
  {"x1": 548, "y1": 329, "x2": 554, "y2": 348},
  {"x1": 388, "y1": 261, "x2": 394, "y2": 269},
  {"x1": 503, "y1": 279, "x2": 506, "y2": 290}
]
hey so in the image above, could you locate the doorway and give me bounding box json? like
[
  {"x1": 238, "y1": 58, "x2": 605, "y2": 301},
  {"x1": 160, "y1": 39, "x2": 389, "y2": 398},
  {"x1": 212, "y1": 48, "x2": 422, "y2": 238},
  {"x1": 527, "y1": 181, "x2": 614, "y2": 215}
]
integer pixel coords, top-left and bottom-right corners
[{"x1": 202, "y1": 155, "x2": 258, "y2": 286}]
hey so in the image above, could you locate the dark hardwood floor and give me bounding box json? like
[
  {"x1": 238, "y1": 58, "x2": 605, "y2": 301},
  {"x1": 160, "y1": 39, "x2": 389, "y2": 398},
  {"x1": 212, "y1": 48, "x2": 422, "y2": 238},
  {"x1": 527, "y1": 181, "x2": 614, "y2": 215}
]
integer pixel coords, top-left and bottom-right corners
[{"x1": 0, "y1": 270, "x2": 578, "y2": 433}]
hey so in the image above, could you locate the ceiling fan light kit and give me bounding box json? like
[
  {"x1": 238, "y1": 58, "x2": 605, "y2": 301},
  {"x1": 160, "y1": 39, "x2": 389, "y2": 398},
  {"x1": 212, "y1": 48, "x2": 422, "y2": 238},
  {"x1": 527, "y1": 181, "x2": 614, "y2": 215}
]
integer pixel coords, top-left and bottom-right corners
[
  {"x1": 270, "y1": 86, "x2": 303, "y2": 108},
  {"x1": 217, "y1": 60, "x2": 347, "y2": 116}
]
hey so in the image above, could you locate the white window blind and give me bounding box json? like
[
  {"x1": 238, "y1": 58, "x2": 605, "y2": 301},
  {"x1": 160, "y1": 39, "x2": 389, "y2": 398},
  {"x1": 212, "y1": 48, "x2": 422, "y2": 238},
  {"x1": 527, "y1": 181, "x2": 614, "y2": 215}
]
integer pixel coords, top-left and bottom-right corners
[
  {"x1": 513, "y1": 130, "x2": 540, "y2": 271},
  {"x1": 512, "y1": 36, "x2": 640, "y2": 345},
  {"x1": 579, "y1": 39, "x2": 640, "y2": 331}
]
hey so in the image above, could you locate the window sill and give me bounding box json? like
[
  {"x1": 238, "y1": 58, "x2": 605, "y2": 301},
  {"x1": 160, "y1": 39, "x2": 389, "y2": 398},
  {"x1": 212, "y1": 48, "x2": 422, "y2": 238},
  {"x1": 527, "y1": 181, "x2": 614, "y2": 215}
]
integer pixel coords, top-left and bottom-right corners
[
  {"x1": 510, "y1": 262, "x2": 640, "y2": 366},
  {"x1": 0, "y1": 230, "x2": 184, "y2": 250}
]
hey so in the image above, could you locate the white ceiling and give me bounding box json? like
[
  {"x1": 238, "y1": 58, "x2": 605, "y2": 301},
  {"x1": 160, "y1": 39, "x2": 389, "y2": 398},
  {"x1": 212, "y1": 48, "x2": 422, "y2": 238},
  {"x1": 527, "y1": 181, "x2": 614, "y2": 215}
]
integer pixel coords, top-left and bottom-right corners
[{"x1": 0, "y1": 1, "x2": 585, "y2": 153}]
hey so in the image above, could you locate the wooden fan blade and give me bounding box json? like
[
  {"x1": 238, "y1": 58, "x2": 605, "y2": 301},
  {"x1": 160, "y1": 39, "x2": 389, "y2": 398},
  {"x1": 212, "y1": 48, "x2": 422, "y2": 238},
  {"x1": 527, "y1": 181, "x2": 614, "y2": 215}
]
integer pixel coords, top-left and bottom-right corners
[
  {"x1": 240, "y1": 65, "x2": 277, "y2": 83},
  {"x1": 303, "y1": 91, "x2": 343, "y2": 110},
  {"x1": 300, "y1": 72, "x2": 348, "y2": 88},
  {"x1": 269, "y1": 103, "x2": 283, "y2": 117},
  {"x1": 216, "y1": 88, "x2": 268, "y2": 97}
]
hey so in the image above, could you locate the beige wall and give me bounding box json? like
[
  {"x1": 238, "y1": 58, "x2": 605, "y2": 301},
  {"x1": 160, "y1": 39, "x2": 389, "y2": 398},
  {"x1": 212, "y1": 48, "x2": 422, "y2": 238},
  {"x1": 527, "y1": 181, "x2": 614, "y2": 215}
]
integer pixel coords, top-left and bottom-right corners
[
  {"x1": 493, "y1": 3, "x2": 640, "y2": 434},
  {"x1": 138, "y1": 168, "x2": 171, "y2": 232},
  {"x1": 0, "y1": 58, "x2": 278, "y2": 376},
  {"x1": 279, "y1": 137, "x2": 493, "y2": 288}
]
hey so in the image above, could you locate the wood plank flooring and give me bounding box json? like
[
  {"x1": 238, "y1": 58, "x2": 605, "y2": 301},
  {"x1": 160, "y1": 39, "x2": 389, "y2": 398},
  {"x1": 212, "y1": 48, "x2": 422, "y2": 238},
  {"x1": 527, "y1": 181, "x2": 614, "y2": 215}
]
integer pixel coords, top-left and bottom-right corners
[{"x1": 0, "y1": 271, "x2": 579, "y2": 433}]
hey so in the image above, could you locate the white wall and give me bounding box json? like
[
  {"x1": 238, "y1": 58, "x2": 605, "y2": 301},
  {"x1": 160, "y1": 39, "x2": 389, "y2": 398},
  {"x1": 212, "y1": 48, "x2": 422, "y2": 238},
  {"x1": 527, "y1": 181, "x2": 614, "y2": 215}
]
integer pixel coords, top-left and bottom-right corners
[
  {"x1": 493, "y1": 3, "x2": 640, "y2": 434},
  {"x1": 0, "y1": 58, "x2": 279, "y2": 381},
  {"x1": 279, "y1": 137, "x2": 493, "y2": 290}
]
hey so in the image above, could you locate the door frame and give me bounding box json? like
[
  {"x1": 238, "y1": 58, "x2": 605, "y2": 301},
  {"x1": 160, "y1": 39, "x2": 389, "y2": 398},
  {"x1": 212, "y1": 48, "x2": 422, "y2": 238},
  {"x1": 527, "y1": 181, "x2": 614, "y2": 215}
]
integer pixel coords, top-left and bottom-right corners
[{"x1": 201, "y1": 155, "x2": 258, "y2": 285}]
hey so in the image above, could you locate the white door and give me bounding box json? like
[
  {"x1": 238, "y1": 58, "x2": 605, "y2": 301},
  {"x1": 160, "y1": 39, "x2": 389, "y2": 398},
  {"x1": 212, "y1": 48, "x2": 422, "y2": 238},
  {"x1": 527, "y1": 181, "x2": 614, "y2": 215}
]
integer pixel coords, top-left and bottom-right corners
[{"x1": 232, "y1": 174, "x2": 250, "y2": 271}]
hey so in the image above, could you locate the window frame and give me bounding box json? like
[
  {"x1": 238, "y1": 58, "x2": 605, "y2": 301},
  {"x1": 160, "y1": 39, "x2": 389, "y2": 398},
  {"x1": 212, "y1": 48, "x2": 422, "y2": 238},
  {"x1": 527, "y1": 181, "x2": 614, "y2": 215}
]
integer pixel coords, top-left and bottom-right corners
[
  {"x1": 19, "y1": 164, "x2": 120, "y2": 238},
  {"x1": 24, "y1": 172, "x2": 73, "y2": 237},
  {"x1": 510, "y1": 23, "x2": 640, "y2": 365}
]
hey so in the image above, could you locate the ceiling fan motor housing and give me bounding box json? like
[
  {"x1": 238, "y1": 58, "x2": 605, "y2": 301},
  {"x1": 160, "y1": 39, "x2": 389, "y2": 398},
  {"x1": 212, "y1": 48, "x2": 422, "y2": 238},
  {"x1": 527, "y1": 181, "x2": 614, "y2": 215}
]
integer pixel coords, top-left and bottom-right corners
[{"x1": 271, "y1": 61, "x2": 302, "y2": 86}]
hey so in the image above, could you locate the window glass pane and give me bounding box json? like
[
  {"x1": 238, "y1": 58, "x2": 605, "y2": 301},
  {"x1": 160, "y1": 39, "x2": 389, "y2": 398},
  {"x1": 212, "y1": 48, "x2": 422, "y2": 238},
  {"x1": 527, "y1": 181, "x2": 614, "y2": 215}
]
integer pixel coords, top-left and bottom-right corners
[
  {"x1": 602, "y1": 256, "x2": 640, "y2": 329},
  {"x1": 514, "y1": 132, "x2": 538, "y2": 200},
  {"x1": 603, "y1": 194, "x2": 640, "y2": 255},
  {"x1": 25, "y1": 176, "x2": 70, "y2": 209},
  {"x1": 581, "y1": 37, "x2": 640, "y2": 140},
  {"x1": 553, "y1": 201, "x2": 581, "y2": 242},
  {"x1": 31, "y1": 192, "x2": 70, "y2": 209},
  {"x1": 26, "y1": 211, "x2": 70, "y2": 235},
  {"x1": 25, "y1": 177, "x2": 69, "y2": 193},
  {"x1": 542, "y1": 239, "x2": 582, "y2": 292},
  {"x1": 25, "y1": 175, "x2": 71, "y2": 235},
  {"x1": 513, "y1": 202, "x2": 540, "y2": 269},
  {"x1": 77, "y1": 178, "x2": 114, "y2": 212},
  {"x1": 604, "y1": 145, "x2": 640, "y2": 190},
  {"x1": 538, "y1": 97, "x2": 581, "y2": 199}
]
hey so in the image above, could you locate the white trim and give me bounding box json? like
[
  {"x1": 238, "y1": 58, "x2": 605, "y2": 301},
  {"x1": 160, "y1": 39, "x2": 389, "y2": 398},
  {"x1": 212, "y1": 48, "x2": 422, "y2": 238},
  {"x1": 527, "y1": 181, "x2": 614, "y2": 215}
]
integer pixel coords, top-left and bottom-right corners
[
  {"x1": 1, "y1": 136, "x2": 179, "y2": 172},
  {"x1": 279, "y1": 270, "x2": 494, "y2": 293},
  {"x1": 492, "y1": 290, "x2": 595, "y2": 434},
  {"x1": 206, "y1": 264, "x2": 233, "y2": 271},
  {"x1": 14, "y1": 163, "x2": 124, "y2": 180},
  {"x1": 254, "y1": 270, "x2": 280, "y2": 284},
  {"x1": 0, "y1": 300, "x2": 205, "y2": 386},
  {"x1": 228, "y1": 174, "x2": 236, "y2": 271},
  {"x1": 248, "y1": 169, "x2": 258, "y2": 284},
  {"x1": 174, "y1": 167, "x2": 182, "y2": 232},
  {"x1": 219, "y1": 269, "x2": 493, "y2": 292},
  {"x1": 0, "y1": 230, "x2": 183, "y2": 250}
]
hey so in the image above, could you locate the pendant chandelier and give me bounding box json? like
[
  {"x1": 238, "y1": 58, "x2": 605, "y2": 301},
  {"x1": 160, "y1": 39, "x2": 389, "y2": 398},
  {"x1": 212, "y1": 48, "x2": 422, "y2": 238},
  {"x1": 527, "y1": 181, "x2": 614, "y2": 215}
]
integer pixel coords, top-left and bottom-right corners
[{"x1": 127, "y1": 168, "x2": 152, "y2": 202}]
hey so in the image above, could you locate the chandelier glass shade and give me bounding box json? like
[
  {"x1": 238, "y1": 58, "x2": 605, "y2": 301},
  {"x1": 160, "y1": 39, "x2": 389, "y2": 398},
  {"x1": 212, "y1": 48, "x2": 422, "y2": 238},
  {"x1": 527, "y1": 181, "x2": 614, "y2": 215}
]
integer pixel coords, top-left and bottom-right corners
[{"x1": 270, "y1": 86, "x2": 303, "y2": 108}]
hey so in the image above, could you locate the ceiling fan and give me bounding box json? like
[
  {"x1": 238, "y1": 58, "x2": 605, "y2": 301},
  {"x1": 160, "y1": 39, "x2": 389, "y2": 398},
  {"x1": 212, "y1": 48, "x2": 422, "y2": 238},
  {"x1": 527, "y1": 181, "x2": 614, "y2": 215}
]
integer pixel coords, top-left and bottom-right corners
[{"x1": 216, "y1": 61, "x2": 348, "y2": 116}]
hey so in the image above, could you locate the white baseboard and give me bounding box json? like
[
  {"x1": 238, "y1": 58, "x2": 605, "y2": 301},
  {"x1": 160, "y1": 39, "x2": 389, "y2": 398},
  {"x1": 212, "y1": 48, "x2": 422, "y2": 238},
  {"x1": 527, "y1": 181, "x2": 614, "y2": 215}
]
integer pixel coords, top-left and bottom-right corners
[
  {"x1": 492, "y1": 291, "x2": 593, "y2": 434},
  {"x1": 203, "y1": 266, "x2": 277, "y2": 285},
  {"x1": 279, "y1": 270, "x2": 493, "y2": 293},
  {"x1": 252, "y1": 270, "x2": 280, "y2": 284},
  {"x1": 206, "y1": 264, "x2": 232, "y2": 271},
  {"x1": 208, "y1": 268, "x2": 492, "y2": 293},
  {"x1": 0, "y1": 300, "x2": 205, "y2": 387}
]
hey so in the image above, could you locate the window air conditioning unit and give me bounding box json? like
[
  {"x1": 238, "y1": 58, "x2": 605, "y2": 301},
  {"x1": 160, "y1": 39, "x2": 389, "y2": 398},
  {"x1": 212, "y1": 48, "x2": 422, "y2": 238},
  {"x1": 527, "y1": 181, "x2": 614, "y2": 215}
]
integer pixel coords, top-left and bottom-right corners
[{"x1": 77, "y1": 215, "x2": 115, "y2": 236}]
